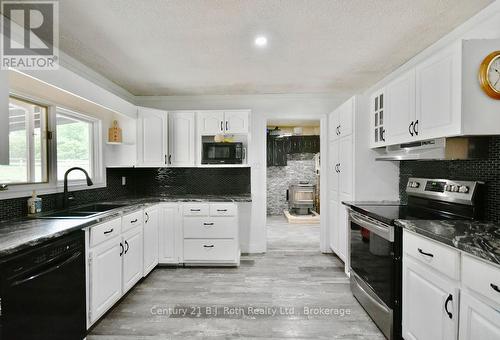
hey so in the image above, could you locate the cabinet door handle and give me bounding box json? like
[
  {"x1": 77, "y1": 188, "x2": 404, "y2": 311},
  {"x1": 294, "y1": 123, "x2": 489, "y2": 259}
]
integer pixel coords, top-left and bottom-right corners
[
  {"x1": 226, "y1": 121, "x2": 229, "y2": 131},
  {"x1": 381, "y1": 128, "x2": 385, "y2": 142},
  {"x1": 203, "y1": 222, "x2": 214, "y2": 226},
  {"x1": 444, "y1": 294, "x2": 453, "y2": 319},
  {"x1": 338, "y1": 125, "x2": 341, "y2": 135},
  {"x1": 409, "y1": 122, "x2": 414, "y2": 137},
  {"x1": 124, "y1": 240, "x2": 129, "y2": 254},
  {"x1": 203, "y1": 245, "x2": 214, "y2": 248},
  {"x1": 130, "y1": 219, "x2": 138, "y2": 224},
  {"x1": 120, "y1": 242, "x2": 124, "y2": 256},
  {"x1": 490, "y1": 283, "x2": 500, "y2": 293},
  {"x1": 164, "y1": 154, "x2": 167, "y2": 165},
  {"x1": 221, "y1": 121, "x2": 224, "y2": 132},
  {"x1": 145, "y1": 212, "x2": 149, "y2": 223},
  {"x1": 413, "y1": 120, "x2": 419, "y2": 136},
  {"x1": 168, "y1": 155, "x2": 172, "y2": 165},
  {"x1": 337, "y1": 163, "x2": 341, "y2": 173},
  {"x1": 417, "y1": 248, "x2": 434, "y2": 258},
  {"x1": 103, "y1": 228, "x2": 114, "y2": 235}
]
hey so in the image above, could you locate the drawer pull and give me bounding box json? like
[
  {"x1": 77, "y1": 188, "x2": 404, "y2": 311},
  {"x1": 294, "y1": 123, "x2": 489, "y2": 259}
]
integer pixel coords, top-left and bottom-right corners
[
  {"x1": 203, "y1": 223, "x2": 214, "y2": 226},
  {"x1": 217, "y1": 209, "x2": 228, "y2": 212},
  {"x1": 130, "y1": 219, "x2": 138, "y2": 224},
  {"x1": 103, "y1": 228, "x2": 114, "y2": 235},
  {"x1": 444, "y1": 294, "x2": 453, "y2": 319},
  {"x1": 203, "y1": 245, "x2": 214, "y2": 248},
  {"x1": 190, "y1": 209, "x2": 201, "y2": 212},
  {"x1": 490, "y1": 283, "x2": 500, "y2": 293},
  {"x1": 418, "y1": 248, "x2": 434, "y2": 258}
]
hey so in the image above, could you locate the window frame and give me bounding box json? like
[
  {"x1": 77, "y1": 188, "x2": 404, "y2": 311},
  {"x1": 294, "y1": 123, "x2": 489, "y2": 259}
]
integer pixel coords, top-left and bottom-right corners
[
  {"x1": 2, "y1": 95, "x2": 50, "y2": 185},
  {"x1": 0, "y1": 93, "x2": 105, "y2": 199},
  {"x1": 55, "y1": 107, "x2": 103, "y2": 187}
]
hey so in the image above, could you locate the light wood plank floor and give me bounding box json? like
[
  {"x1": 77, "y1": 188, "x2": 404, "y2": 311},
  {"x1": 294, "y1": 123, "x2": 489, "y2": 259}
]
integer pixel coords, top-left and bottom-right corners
[{"x1": 88, "y1": 215, "x2": 384, "y2": 339}]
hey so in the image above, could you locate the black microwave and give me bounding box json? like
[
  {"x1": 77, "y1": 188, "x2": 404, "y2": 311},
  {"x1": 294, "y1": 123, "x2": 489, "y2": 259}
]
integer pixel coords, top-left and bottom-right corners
[{"x1": 202, "y1": 142, "x2": 244, "y2": 164}]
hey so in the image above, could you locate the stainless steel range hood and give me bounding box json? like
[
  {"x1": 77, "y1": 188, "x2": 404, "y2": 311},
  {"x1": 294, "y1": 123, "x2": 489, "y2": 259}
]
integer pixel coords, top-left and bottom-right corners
[{"x1": 375, "y1": 137, "x2": 489, "y2": 161}]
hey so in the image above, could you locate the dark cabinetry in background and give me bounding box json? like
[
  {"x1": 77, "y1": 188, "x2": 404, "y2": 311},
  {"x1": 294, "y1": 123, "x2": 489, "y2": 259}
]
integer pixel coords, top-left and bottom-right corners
[{"x1": 267, "y1": 135, "x2": 320, "y2": 166}]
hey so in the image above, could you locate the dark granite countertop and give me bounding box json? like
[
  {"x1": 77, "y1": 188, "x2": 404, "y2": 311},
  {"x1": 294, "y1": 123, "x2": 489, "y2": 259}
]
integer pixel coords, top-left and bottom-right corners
[
  {"x1": 395, "y1": 219, "x2": 500, "y2": 266},
  {"x1": 0, "y1": 194, "x2": 252, "y2": 259}
]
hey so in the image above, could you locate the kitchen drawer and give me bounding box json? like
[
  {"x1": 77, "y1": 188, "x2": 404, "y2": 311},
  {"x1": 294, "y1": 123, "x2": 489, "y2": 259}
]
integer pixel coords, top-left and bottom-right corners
[
  {"x1": 90, "y1": 218, "x2": 121, "y2": 247},
  {"x1": 122, "y1": 210, "x2": 143, "y2": 232},
  {"x1": 183, "y1": 239, "x2": 237, "y2": 262},
  {"x1": 209, "y1": 203, "x2": 237, "y2": 217},
  {"x1": 183, "y1": 204, "x2": 209, "y2": 216},
  {"x1": 403, "y1": 230, "x2": 460, "y2": 280},
  {"x1": 183, "y1": 217, "x2": 236, "y2": 239},
  {"x1": 462, "y1": 254, "x2": 500, "y2": 306}
]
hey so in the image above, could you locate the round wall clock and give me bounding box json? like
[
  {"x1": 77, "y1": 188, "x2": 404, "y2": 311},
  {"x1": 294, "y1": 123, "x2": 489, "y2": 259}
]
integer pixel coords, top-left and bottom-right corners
[{"x1": 479, "y1": 50, "x2": 500, "y2": 99}]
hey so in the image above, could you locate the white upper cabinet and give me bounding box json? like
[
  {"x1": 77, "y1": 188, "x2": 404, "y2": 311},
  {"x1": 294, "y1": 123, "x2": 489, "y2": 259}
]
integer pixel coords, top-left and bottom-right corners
[
  {"x1": 369, "y1": 89, "x2": 386, "y2": 148},
  {"x1": 199, "y1": 111, "x2": 224, "y2": 135},
  {"x1": 168, "y1": 111, "x2": 196, "y2": 167},
  {"x1": 198, "y1": 110, "x2": 249, "y2": 135},
  {"x1": 329, "y1": 99, "x2": 353, "y2": 141},
  {"x1": 137, "y1": 107, "x2": 168, "y2": 166},
  {"x1": 386, "y1": 70, "x2": 417, "y2": 144},
  {"x1": 371, "y1": 39, "x2": 500, "y2": 148},
  {"x1": 329, "y1": 109, "x2": 340, "y2": 140},
  {"x1": 415, "y1": 44, "x2": 461, "y2": 140},
  {"x1": 224, "y1": 110, "x2": 249, "y2": 134},
  {"x1": 339, "y1": 98, "x2": 354, "y2": 138}
]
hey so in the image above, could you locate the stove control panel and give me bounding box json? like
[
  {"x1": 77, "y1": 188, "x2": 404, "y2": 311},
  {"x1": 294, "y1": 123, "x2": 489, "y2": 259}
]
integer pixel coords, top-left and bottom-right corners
[{"x1": 406, "y1": 178, "x2": 481, "y2": 205}]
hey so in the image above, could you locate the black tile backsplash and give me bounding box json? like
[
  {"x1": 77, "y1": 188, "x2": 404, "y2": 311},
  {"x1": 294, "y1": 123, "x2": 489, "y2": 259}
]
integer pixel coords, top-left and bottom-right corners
[
  {"x1": 400, "y1": 136, "x2": 500, "y2": 222},
  {"x1": 0, "y1": 167, "x2": 250, "y2": 222}
]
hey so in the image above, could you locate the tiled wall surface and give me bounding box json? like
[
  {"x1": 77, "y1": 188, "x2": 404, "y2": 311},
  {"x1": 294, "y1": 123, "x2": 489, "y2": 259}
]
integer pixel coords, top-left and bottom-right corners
[
  {"x1": 267, "y1": 153, "x2": 318, "y2": 215},
  {"x1": 0, "y1": 167, "x2": 251, "y2": 222},
  {"x1": 400, "y1": 136, "x2": 500, "y2": 222}
]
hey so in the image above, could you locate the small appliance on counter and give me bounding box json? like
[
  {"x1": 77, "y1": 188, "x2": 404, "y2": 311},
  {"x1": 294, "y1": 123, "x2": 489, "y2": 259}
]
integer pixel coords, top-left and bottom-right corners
[
  {"x1": 202, "y1": 142, "x2": 244, "y2": 164},
  {"x1": 345, "y1": 177, "x2": 483, "y2": 340}
]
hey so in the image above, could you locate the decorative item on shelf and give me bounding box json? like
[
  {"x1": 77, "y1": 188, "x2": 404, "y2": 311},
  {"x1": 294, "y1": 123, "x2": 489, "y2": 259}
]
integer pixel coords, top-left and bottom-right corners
[
  {"x1": 479, "y1": 50, "x2": 500, "y2": 99},
  {"x1": 214, "y1": 134, "x2": 224, "y2": 142},
  {"x1": 108, "y1": 120, "x2": 122, "y2": 143}
]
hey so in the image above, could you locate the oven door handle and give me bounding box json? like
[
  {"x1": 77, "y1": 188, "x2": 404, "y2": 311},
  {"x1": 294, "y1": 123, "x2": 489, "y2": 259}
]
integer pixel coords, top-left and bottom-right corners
[{"x1": 349, "y1": 211, "x2": 394, "y2": 242}]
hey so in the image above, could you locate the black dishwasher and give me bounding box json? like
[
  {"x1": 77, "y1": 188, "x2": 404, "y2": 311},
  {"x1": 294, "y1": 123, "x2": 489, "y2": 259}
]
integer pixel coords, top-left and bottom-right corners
[{"x1": 0, "y1": 230, "x2": 86, "y2": 340}]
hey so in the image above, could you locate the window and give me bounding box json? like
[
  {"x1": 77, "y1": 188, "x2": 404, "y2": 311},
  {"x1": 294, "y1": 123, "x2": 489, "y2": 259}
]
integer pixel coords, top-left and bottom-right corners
[
  {"x1": 56, "y1": 111, "x2": 94, "y2": 181},
  {"x1": 0, "y1": 97, "x2": 48, "y2": 184},
  {"x1": 0, "y1": 95, "x2": 103, "y2": 197}
]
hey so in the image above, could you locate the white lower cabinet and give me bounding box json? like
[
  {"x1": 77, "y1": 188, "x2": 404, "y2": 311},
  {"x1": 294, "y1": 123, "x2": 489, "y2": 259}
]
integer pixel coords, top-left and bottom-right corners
[
  {"x1": 403, "y1": 230, "x2": 500, "y2": 340},
  {"x1": 459, "y1": 292, "x2": 500, "y2": 340},
  {"x1": 403, "y1": 255, "x2": 459, "y2": 340},
  {"x1": 143, "y1": 207, "x2": 159, "y2": 276},
  {"x1": 89, "y1": 234, "x2": 122, "y2": 325},
  {"x1": 158, "y1": 203, "x2": 181, "y2": 264},
  {"x1": 182, "y1": 203, "x2": 240, "y2": 266},
  {"x1": 122, "y1": 226, "x2": 143, "y2": 293}
]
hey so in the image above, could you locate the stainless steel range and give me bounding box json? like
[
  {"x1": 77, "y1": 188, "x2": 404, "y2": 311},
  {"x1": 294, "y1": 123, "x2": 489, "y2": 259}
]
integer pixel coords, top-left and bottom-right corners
[
  {"x1": 345, "y1": 178, "x2": 483, "y2": 340},
  {"x1": 288, "y1": 182, "x2": 316, "y2": 215}
]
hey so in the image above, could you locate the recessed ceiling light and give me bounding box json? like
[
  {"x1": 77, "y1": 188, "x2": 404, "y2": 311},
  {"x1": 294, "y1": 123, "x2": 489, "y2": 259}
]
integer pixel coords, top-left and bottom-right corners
[{"x1": 254, "y1": 35, "x2": 268, "y2": 47}]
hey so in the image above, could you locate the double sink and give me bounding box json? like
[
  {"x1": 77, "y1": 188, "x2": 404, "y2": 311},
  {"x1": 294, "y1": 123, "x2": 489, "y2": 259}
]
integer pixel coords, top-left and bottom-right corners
[{"x1": 36, "y1": 203, "x2": 129, "y2": 219}]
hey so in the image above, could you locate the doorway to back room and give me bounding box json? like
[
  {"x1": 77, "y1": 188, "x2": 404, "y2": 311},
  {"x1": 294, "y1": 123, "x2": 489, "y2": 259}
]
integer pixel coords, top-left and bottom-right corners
[{"x1": 265, "y1": 119, "x2": 321, "y2": 251}]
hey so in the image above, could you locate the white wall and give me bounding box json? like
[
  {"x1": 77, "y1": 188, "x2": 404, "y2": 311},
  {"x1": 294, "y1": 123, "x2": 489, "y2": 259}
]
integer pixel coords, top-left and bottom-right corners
[{"x1": 136, "y1": 94, "x2": 344, "y2": 253}]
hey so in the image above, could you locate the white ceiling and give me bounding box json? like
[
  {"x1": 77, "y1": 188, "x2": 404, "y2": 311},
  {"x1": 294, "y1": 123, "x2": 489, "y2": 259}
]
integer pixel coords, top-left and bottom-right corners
[{"x1": 56, "y1": 0, "x2": 493, "y2": 96}]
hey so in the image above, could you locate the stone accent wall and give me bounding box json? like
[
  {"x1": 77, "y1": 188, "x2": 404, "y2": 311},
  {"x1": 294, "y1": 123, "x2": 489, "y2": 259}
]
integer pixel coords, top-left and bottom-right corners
[{"x1": 267, "y1": 153, "x2": 317, "y2": 215}]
